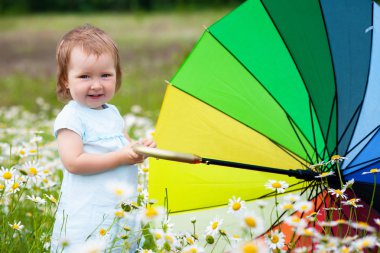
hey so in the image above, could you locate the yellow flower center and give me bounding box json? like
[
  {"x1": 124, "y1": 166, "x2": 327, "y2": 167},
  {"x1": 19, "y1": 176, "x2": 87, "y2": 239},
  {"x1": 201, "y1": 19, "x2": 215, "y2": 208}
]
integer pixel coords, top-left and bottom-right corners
[
  {"x1": 243, "y1": 243, "x2": 258, "y2": 253},
  {"x1": 211, "y1": 221, "x2": 219, "y2": 230},
  {"x1": 283, "y1": 203, "x2": 293, "y2": 210},
  {"x1": 114, "y1": 189, "x2": 124, "y2": 196},
  {"x1": 336, "y1": 219, "x2": 345, "y2": 224},
  {"x1": 145, "y1": 207, "x2": 158, "y2": 219},
  {"x1": 186, "y1": 237, "x2": 194, "y2": 244},
  {"x1": 49, "y1": 197, "x2": 57, "y2": 203},
  {"x1": 300, "y1": 204, "x2": 308, "y2": 211},
  {"x1": 43, "y1": 169, "x2": 49, "y2": 174},
  {"x1": 12, "y1": 224, "x2": 20, "y2": 230},
  {"x1": 19, "y1": 150, "x2": 26, "y2": 155},
  {"x1": 271, "y1": 235, "x2": 279, "y2": 244},
  {"x1": 358, "y1": 221, "x2": 368, "y2": 228},
  {"x1": 99, "y1": 228, "x2": 107, "y2": 236},
  {"x1": 12, "y1": 183, "x2": 19, "y2": 190},
  {"x1": 321, "y1": 172, "x2": 329, "y2": 177},
  {"x1": 331, "y1": 155, "x2": 341, "y2": 160},
  {"x1": 142, "y1": 167, "x2": 149, "y2": 173},
  {"x1": 3, "y1": 172, "x2": 12, "y2": 180},
  {"x1": 115, "y1": 210, "x2": 124, "y2": 218},
  {"x1": 303, "y1": 229, "x2": 313, "y2": 236},
  {"x1": 370, "y1": 168, "x2": 378, "y2": 173},
  {"x1": 334, "y1": 189, "x2": 343, "y2": 195},
  {"x1": 43, "y1": 178, "x2": 48, "y2": 183},
  {"x1": 272, "y1": 182, "x2": 281, "y2": 188},
  {"x1": 232, "y1": 202, "x2": 241, "y2": 211},
  {"x1": 0, "y1": 184, "x2": 4, "y2": 190},
  {"x1": 189, "y1": 249, "x2": 197, "y2": 253},
  {"x1": 244, "y1": 217, "x2": 257, "y2": 228},
  {"x1": 29, "y1": 167, "x2": 37, "y2": 176},
  {"x1": 361, "y1": 240, "x2": 370, "y2": 247},
  {"x1": 154, "y1": 232, "x2": 162, "y2": 240},
  {"x1": 165, "y1": 235, "x2": 174, "y2": 243},
  {"x1": 291, "y1": 217, "x2": 300, "y2": 223}
]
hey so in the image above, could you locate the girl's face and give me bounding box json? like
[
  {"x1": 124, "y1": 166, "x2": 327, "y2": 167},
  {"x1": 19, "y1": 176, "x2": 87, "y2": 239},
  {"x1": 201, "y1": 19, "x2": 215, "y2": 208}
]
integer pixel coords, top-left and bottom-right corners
[{"x1": 66, "y1": 47, "x2": 117, "y2": 109}]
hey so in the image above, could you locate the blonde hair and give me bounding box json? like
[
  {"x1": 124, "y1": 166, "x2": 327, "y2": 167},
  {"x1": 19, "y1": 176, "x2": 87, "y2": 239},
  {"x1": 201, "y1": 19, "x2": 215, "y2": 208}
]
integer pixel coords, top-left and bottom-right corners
[{"x1": 56, "y1": 24, "x2": 122, "y2": 101}]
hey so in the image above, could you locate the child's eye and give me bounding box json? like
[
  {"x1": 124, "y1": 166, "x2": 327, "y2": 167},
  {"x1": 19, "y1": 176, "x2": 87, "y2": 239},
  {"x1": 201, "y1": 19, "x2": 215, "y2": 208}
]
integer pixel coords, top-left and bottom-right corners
[
  {"x1": 101, "y1": 74, "x2": 112, "y2": 78},
  {"x1": 79, "y1": 75, "x2": 89, "y2": 79}
]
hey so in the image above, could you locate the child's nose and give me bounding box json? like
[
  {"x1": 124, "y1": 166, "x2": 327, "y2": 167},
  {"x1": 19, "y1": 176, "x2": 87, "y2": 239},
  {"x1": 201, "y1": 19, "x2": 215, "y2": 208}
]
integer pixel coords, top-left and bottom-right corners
[{"x1": 90, "y1": 79, "x2": 102, "y2": 90}]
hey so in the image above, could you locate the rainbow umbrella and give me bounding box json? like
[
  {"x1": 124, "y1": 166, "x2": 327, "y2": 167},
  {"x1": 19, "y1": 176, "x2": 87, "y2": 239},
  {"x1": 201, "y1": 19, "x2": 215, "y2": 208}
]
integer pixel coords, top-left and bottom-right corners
[{"x1": 142, "y1": 0, "x2": 380, "y2": 233}]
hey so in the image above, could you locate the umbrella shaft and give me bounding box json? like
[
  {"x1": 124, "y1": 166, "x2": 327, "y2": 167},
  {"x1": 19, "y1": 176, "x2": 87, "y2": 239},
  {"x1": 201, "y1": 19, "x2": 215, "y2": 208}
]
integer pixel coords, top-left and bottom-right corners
[{"x1": 201, "y1": 157, "x2": 316, "y2": 180}]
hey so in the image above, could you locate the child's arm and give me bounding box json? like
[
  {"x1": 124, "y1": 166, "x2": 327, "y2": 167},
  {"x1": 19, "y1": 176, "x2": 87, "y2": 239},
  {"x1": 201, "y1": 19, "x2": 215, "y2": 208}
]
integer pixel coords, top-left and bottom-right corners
[{"x1": 57, "y1": 128, "x2": 147, "y2": 175}]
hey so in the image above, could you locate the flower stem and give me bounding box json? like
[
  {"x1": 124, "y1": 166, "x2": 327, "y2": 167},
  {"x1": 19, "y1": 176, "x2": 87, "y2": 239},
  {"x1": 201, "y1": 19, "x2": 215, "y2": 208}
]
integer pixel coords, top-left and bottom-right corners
[{"x1": 366, "y1": 174, "x2": 377, "y2": 224}]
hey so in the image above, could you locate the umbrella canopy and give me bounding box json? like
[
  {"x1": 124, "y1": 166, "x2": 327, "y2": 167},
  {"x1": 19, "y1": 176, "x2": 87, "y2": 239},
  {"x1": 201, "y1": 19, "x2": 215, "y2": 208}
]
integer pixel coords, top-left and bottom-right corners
[{"x1": 147, "y1": 0, "x2": 380, "y2": 221}]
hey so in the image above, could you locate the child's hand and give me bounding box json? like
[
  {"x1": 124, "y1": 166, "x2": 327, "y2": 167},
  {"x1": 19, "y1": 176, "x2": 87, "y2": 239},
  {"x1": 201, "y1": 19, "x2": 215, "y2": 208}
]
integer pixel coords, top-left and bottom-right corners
[
  {"x1": 141, "y1": 138, "x2": 156, "y2": 149},
  {"x1": 119, "y1": 141, "x2": 146, "y2": 164}
]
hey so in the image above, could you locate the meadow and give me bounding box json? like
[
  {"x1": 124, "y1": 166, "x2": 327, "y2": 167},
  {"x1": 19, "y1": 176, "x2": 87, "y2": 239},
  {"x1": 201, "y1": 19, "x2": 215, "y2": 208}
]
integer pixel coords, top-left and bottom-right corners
[{"x1": 0, "y1": 9, "x2": 232, "y2": 118}]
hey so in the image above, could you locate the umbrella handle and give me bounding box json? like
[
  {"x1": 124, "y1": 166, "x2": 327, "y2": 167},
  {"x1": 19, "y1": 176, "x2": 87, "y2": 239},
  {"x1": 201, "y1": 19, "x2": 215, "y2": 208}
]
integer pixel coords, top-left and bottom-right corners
[{"x1": 132, "y1": 144, "x2": 202, "y2": 164}]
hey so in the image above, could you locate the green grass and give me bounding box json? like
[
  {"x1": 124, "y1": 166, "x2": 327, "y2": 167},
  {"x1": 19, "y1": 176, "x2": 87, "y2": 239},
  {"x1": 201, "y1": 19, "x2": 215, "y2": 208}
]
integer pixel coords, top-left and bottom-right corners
[{"x1": 0, "y1": 9, "x2": 235, "y2": 119}]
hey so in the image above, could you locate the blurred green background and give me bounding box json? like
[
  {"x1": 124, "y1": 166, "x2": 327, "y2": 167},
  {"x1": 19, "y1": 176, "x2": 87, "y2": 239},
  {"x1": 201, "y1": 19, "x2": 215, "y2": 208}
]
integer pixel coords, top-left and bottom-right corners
[{"x1": 0, "y1": 0, "x2": 242, "y2": 120}]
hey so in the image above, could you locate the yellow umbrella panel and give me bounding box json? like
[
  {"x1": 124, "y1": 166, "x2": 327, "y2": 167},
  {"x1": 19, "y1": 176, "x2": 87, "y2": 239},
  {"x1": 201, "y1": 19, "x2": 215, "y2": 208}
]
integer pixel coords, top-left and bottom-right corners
[{"x1": 148, "y1": 85, "x2": 308, "y2": 212}]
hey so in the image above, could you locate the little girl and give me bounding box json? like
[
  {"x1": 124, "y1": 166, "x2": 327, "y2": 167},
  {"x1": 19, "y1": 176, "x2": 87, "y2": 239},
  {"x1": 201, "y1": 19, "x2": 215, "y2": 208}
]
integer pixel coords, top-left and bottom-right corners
[{"x1": 50, "y1": 24, "x2": 155, "y2": 252}]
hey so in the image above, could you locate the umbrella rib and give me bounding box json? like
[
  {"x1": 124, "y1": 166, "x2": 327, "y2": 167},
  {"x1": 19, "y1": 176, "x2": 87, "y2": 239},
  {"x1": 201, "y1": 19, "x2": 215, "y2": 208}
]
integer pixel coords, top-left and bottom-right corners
[
  {"x1": 322, "y1": 92, "x2": 337, "y2": 159},
  {"x1": 309, "y1": 98, "x2": 321, "y2": 162},
  {"x1": 286, "y1": 114, "x2": 314, "y2": 164}
]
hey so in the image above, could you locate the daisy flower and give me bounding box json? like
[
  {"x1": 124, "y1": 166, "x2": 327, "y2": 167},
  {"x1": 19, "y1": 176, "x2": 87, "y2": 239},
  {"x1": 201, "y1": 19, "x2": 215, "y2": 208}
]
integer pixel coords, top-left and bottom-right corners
[
  {"x1": 236, "y1": 240, "x2": 268, "y2": 253},
  {"x1": 9, "y1": 221, "x2": 24, "y2": 231},
  {"x1": 205, "y1": 217, "x2": 223, "y2": 236},
  {"x1": 97, "y1": 228, "x2": 110, "y2": 240},
  {"x1": 328, "y1": 187, "x2": 347, "y2": 199},
  {"x1": 72, "y1": 240, "x2": 106, "y2": 253},
  {"x1": 353, "y1": 235, "x2": 377, "y2": 251},
  {"x1": 362, "y1": 168, "x2": 379, "y2": 175},
  {"x1": 44, "y1": 194, "x2": 58, "y2": 205},
  {"x1": 265, "y1": 230, "x2": 285, "y2": 250},
  {"x1": 330, "y1": 154, "x2": 347, "y2": 164},
  {"x1": 351, "y1": 221, "x2": 376, "y2": 232},
  {"x1": 242, "y1": 211, "x2": 264, "y2": 234},
  {"x1": 21, "y1": 160, "x2": 42, "y2": 178},
  {"x1": 342, "y1": 178, "x2": 355, "y2": 190},
  {"x1": 0, "y1": 166, "x2": 17, "y2": 181},
  {"x1": 315, "y1": 171, "x2": 335, "y2": 178},
  {"x1": 182, "y1": 244, "x2": 205, "y2": 253},
  {"x1": 294, "y1": 200, "x2": 313, "y2": 213},
  {"x1": 279, "y1": 202, "x2": 294, "y2": 211},
  {"x1": 309, "y1": 160, "x2": 325, "y2": 170},
  {"x1": 284, "y1": 215, "x2": 307, "y2": 230},
  {"x1": 106, "y1": 180, "x2": 133, "y2": 201},
  {"x1": 342, "y1": 198, "x2": 363, "y2": 208},
  {"x1": 283, "y1": 194, "x2": 300, "y2": 203},
  {"x1": 138, "y1": 206, "x2": 164, "y2": 224},
  {"x1": 264, "y1": 180, "x2": 289, "y2": 193},
  {"x1": 227, "y1": 196, "x2": 247, "y2": 215},
  {"x1": 27, "y1": 195, "x2": 46, "y2": 205},
  {"x1": 114, "y1": 209, "x2": 125, "y2": 218}
]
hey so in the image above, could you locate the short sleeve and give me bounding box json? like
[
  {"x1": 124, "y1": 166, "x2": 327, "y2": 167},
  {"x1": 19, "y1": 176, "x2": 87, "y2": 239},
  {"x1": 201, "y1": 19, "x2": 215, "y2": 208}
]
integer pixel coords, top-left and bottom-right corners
[{"x1": 53, "y1": 105, "x2": 84, "y2": 139}]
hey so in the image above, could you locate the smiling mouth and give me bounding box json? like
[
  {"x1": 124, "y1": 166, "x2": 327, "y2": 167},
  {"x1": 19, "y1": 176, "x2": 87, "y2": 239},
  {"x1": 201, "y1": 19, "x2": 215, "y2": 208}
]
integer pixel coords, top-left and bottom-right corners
[{"x1": 88, "y1": 94, "x2": 104, "y2": 98}]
